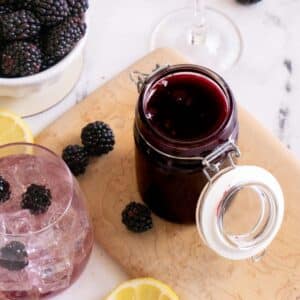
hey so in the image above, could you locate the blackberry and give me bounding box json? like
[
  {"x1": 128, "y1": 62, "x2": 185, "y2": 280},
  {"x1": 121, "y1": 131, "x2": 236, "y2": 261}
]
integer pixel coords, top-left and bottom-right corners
[
  {"x1": 1, "y1": 41, "x2": 42, "y2": 77},
  {"x1": 43, "y1": 16, "x2": 86, "y2": 60},
  {"x1": 67, "y1": 0, "x2": 88, "y2": 16},
  {"x1": 0, "y1": 241, "x2": 28, "y2": 271},
  {"x1": 29, "y1": 34, "x2": 42, "y2": 47},
  {"x1": 1, "y1": 0, "x2": 33, "y2": 10},
  {"x1": 122, "y1": 202, "x2": 153, "y2": 233},
  {"x1": 41, "y1": 53, "x2": 58, "y2": 71},
  {"x1": 0, "y1": 5, "x2": 12, "y2": 16},
  {"x1": 0, "y1": 176, "x2": 10, "y2": 204},
  {"x1": 0, "y1": 10, "x2": 41, "y2": 41},
  {"x1": 62, "y1": 145, "x2": 89, "y2": 176},
  {"x1": 13, "y1": 0, "x2": 33, "y2": 10},
  {"x1": 236, "y1": 0, "x2": 262, "y2": 4},
  {"x1": 81, "y1": 121, "x2": 115, "y2": 156},
  {"x1": 34, "y1": 0, "x2": 69, "y2": 26},
  {"x1": 21, "y1": 184, "x2": 52, "y2": 215},
  {"x1": 0, "y1": 5, "x2": 11, "y2": 46}
]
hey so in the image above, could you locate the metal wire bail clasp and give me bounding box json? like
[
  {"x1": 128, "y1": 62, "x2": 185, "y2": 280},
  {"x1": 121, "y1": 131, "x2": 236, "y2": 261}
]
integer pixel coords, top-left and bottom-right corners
[
  {"x1": 130, "y1": 64, "x2": 170, "y2": 93},
  {"x1": 202, "y1": 138, "x2": 241, "y2": 181}
]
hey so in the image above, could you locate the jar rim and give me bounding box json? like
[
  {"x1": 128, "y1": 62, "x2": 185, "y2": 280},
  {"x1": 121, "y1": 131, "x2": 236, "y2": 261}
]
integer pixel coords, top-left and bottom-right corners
[{"x1": 136, "y1": 64, "x2": 238, "y2": 157}]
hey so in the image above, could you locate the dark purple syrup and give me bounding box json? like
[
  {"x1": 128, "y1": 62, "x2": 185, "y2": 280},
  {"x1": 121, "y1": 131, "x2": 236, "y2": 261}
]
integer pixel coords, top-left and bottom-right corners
[{"x1": 144, "y1": 72, "x2": 229, "y2": 141}]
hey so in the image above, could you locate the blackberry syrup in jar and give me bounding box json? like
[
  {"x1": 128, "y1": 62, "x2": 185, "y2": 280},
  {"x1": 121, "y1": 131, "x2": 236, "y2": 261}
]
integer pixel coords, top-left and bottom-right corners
[
  {"x1": 135, "y1": 65, "x2": 237, "y2": 224},
  {"x1": 134, "y1": 65, "x2": 285, "y2": 260}
]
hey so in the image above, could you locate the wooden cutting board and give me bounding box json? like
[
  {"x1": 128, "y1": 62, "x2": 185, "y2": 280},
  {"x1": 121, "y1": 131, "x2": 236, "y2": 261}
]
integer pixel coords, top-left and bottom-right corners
[{"x1": 37, "y1": 48, "x2": 300, "y2": 300}]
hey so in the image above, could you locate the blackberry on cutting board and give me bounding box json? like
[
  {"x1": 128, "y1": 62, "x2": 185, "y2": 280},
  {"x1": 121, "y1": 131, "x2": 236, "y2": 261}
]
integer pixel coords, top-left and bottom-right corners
[
  {"x1": 122, "y1": 202, "x2": 153, "y2": 233},
  {"x1": 236, "y1": 0, "x2": 262, "y2": 4},
  {"x1": 43, "y1": 16, "x2": 86, "y2": 60},
  {"x1": 34, "y1": 0, "x2": 70, "y2": 26},
  {"x1": 0, "y1": 10, "x2": 41, "y2": 41},
  {"x1": 81, "y1": 121, "x2": 115, "y2": 156},
  {"x1": 67, "y1": 0, "x2": 88, "y2": 16},
  {"x1": 21, "y1": 184, "x2": 52, "y2": 215},
  {"x1": 1, "y1": 41, "x2": 42, "y2": 77},
  {"x1": 0, "y1": 241, "x2": 28, "y2": 271},
  {"x1": 0, "y1": 176, "x2": 10, "y2": 204},
  {"x1": 62, "y1": 144, "x2": 89, "y2": 176}
]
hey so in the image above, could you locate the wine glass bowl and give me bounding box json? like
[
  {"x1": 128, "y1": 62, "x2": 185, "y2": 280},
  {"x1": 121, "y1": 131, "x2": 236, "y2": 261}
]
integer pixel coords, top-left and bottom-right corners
[{"x1": 151, "y1": 1, "x2": 243, "y2": 72}]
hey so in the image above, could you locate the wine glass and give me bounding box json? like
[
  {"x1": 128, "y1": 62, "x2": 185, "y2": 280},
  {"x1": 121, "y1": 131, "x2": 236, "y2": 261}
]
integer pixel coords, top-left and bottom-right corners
[{"x1": 150, "y1": 0, "x2": 243, "y2": 72}]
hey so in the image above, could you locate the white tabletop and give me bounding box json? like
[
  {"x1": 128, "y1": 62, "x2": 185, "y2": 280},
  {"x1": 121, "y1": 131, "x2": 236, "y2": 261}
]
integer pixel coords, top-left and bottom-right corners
[{"x1": 25, "y1": 0, "x2": 300, "y2": 298}]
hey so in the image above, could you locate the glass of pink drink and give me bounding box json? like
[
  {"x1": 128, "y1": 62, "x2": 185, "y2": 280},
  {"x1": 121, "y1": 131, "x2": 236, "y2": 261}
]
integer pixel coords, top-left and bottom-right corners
[{"x1": 0, "y1": 143, "x2": 94, "y2": 299}]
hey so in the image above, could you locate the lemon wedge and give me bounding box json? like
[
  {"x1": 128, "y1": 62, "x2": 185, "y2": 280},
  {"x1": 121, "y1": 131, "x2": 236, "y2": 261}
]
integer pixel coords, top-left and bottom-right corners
[
  {"x1": 105, "y1": 278, "x2": 179, "y2": 300},
  {"x1": 0, "y1": 110, "x2": 33, "y2": 145}
]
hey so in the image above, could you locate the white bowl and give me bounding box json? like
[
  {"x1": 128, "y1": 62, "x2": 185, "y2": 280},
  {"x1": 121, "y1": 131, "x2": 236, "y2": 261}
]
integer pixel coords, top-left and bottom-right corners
[{"x1": 0, "y1": 24, "x2": 88, "y2": 118}]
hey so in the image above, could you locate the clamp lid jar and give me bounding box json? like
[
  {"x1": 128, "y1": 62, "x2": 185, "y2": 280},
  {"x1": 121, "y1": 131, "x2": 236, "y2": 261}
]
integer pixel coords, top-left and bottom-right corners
[{"x1": 133, "y1": 64, "x2": 284, "y2": 260}]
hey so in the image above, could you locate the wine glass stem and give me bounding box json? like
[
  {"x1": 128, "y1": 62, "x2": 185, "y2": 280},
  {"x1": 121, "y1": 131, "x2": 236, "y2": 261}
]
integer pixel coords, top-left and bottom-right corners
[{"x1": 190, "y1": 0, "x2": 206, "y2": 45}]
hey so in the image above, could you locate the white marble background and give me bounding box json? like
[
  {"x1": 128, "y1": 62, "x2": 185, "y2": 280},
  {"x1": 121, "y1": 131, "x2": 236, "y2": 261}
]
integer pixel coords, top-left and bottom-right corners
[{"x1": 25, "y1": 0, "x2": 300, "y2": 298}]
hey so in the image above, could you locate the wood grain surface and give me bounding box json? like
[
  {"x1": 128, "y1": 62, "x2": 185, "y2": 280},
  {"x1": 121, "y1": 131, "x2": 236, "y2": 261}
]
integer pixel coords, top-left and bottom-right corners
[{"x1": 37, "y1": 48, "x2": 300, "y2": 300}]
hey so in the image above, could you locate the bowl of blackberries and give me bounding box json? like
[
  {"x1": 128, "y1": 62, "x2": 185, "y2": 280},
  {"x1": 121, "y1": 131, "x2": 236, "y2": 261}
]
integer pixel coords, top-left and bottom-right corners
[{"x1": 0, "y1": 0, "x2": 88, "y2": 98}]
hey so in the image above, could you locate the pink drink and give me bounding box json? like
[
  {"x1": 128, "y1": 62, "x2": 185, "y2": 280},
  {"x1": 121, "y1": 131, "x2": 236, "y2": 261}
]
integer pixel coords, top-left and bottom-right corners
[{"x1": 0, "y1": 144, "x2": 93, "y2": 299}]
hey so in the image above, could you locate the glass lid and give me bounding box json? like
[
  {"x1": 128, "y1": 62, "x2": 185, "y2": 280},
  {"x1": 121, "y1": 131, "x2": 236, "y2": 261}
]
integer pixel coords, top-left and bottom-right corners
[{"x1": 196, "y1": 165, "x2": 284, "y2": 260}]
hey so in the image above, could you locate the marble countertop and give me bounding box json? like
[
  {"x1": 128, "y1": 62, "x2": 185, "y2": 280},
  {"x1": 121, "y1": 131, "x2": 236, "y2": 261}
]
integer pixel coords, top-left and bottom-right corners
[{"x1": 25, "y1": 0, "x2": 300, "y2": 298}]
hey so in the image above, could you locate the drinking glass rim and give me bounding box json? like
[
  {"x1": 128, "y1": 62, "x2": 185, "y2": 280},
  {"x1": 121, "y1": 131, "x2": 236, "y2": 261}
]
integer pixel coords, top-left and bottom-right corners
[{"x1": 0, "y1": 142, "x2": 74, "y2": 237}]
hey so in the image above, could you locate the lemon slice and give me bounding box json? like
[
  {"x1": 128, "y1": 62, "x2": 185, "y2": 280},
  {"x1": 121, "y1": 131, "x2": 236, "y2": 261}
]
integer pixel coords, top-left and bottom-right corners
[
  {"x1": 105, "y1": 278, "x2": 179, "y2": 300},
  {"x1": 0, "y1": 110, "x2": 33, "y2": 145}
]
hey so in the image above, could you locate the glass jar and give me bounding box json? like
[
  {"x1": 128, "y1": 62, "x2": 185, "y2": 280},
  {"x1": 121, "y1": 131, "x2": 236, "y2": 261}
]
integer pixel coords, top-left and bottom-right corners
[{"x1": 133, "y1": 64, "x2": 284, "y2": 260}]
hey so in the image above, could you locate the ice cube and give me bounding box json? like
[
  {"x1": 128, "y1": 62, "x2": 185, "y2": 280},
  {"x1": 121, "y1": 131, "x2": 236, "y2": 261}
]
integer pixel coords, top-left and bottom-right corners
[
  {"x1": 0, "y1": 268, "x2": 31, "y2": 292},
  {"x1": 28, "y1": 226, "x2": 74, "y2": 294},
  {"x1": 73, "y1": 227, "x2": 93, "y2": 266},
  {"x1": 56, "y1": 207, "x2": 78, "y2": 233},
  {"x1": 14, "y1": 156, "x2": 47, "y2": 188},
  {"x1": 0, "y1": 211, "x2": 35, "y2": 235},
  {"x1": 28, "y1": 226, "x2": 63, "y2": 260},
  {"x1": 30, "y1": 255, "x2": 73, "y2": 294}
]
